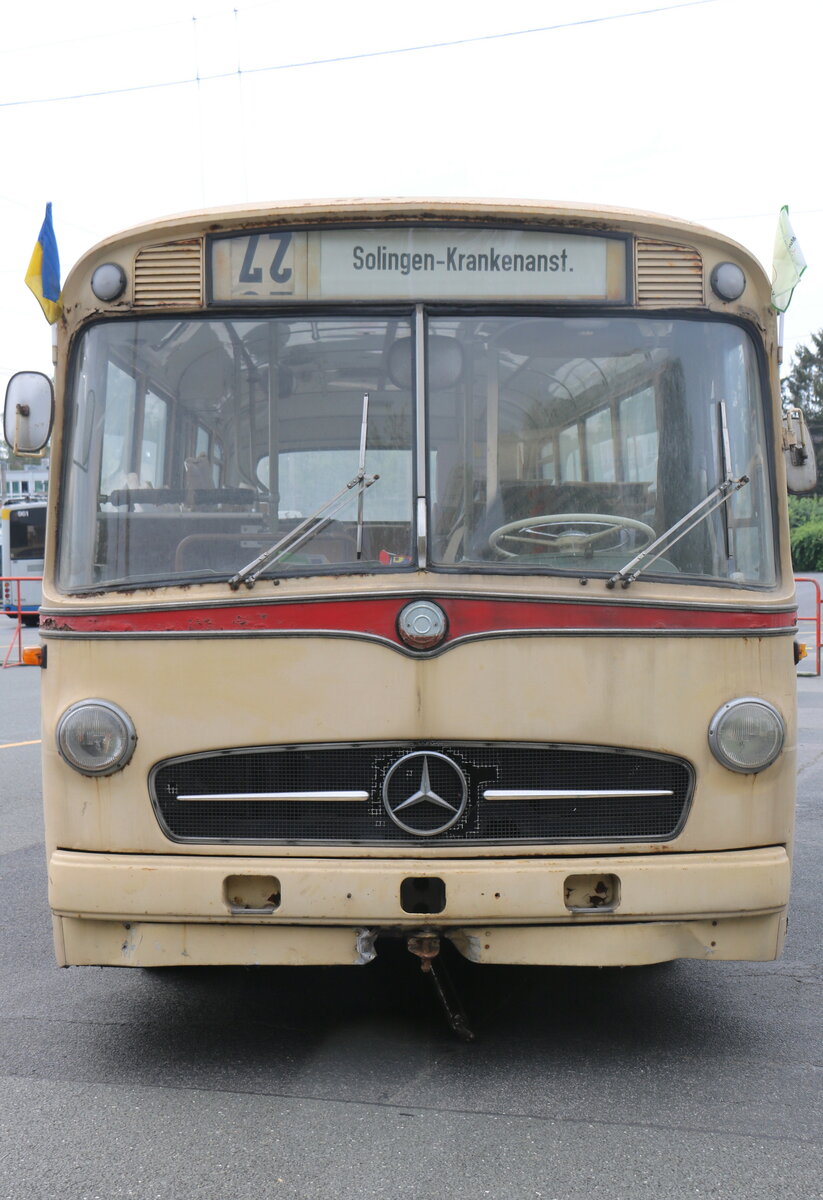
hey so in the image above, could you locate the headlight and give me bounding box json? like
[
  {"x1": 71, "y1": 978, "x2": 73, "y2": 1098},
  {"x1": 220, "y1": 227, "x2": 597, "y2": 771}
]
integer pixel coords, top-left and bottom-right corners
[
  {"x1": 56, "y1": 700, "x2": 137, "y2": 776},
  {"x1": 708, "y1": 698, "x2": 784, "y2": 774}
]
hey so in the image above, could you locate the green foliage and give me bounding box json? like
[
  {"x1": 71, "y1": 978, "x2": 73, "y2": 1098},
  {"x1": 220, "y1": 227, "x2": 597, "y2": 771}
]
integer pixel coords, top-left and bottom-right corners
[
  {"x1": 782, "y1": 330, "x2": 823, "y2": 497},
  {"x1": 790, "y1": 520, "x2": 823, "y2": 571},
  {"x1": 782, "y1": 329, "x2": 823, "y2": 417},
  {"x1": 788, "y1": 494, "x2": 823, "y2": 569},
  {"x1": 788, "y1": 495, "x2": 823, "y2": 530}
]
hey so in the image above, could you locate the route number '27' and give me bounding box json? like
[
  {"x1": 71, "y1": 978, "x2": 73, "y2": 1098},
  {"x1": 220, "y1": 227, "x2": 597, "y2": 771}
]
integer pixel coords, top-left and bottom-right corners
[{"x1": 238, "y1": 232, "x2": 293, "y2": 288}]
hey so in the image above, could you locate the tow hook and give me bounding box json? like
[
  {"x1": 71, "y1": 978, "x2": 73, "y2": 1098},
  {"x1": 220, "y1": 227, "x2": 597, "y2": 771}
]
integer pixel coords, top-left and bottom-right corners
[
  {"x1": 407, "y1": 932, "x2": 440, "y2": 971},
  {"x1": 406, "y1": 931, "x2": 475, "y2": 1042}
]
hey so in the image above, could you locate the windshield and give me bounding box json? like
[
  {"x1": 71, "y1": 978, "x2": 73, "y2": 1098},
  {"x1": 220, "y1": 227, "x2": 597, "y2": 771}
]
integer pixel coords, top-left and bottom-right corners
[
  {"x1": 428, "y1": 316, "x2": 775, "y2": 585},
  {"x1": 57, "y1": 312, "x2": 775, "y2": 591},
  {"x1": 58, "y1": 316, "x2": 416, "y2": 590}
]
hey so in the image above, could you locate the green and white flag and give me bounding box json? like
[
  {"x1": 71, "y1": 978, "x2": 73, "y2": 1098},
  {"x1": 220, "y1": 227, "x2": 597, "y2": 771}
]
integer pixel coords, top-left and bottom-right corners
[{"x1": 771, "y1": 205, "x2": 806, "y2": 312}]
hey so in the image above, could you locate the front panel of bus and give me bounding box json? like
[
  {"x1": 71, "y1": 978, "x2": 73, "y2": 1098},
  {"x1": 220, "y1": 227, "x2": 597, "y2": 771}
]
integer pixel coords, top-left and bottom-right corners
[
  {"x1": 2, "y1": 502, "x2": 45, "y2": 619},
  {"x1": 38, "y1": 206, "x2": 796, "y2": 968}
]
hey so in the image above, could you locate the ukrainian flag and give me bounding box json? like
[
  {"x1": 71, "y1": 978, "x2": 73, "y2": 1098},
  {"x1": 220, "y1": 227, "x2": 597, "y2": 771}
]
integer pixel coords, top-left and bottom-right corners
[{"x1": 25, "y1": 202, "x2": 62, "y2": 324}]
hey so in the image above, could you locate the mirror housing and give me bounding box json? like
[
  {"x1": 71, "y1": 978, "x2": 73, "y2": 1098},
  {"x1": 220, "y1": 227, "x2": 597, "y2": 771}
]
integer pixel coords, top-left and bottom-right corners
[
  {"x1": 3, "y1": 372, "x2": 54, "y2": 454},
  {"x1": 782, "y1": 406, "x2": 818, "y2": 494}
]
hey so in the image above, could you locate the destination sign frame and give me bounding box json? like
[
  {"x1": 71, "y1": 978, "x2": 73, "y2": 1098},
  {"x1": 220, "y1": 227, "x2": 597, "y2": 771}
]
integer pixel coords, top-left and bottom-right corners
[{"x1": 208, "y1": 226, "x2": 630, "y2": 305}]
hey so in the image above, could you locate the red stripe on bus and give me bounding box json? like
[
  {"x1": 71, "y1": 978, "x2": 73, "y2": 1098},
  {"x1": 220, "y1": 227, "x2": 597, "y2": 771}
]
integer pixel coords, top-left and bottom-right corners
[{"x1": 41, "y1": 597, "x2": 796, "y2": 640}]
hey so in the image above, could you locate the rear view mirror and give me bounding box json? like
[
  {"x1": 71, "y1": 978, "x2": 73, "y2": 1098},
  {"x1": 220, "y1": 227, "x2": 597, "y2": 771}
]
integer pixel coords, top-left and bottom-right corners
[
  {"x1": 4, "y1": 371, "x2": 54, "y2": 454},
  {"x1": 783, "y1": 406, "x2": 818, "y2": 494}
]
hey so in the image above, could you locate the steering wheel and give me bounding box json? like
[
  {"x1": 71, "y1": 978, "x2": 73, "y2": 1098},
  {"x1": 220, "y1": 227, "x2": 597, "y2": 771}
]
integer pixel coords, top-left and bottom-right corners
[{"x1": 488, "y1": 512, "x2": 656, "y2": 558}]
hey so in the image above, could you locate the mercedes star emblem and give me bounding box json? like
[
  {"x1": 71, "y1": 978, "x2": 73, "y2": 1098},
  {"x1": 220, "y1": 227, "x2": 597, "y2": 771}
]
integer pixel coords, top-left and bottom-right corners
[{"x1": 382, "y1": 751, "x2": 468, "y2": 836}]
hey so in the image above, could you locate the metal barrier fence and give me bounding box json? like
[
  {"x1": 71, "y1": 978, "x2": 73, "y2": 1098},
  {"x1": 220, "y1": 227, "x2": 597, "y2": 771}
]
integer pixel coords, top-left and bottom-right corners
[
  {"x1": 1, "y1": 576, "x2": 42, "y2": 668},
  {"x1": 795, "y1": 576, "x2": 821, "y2": 677}
]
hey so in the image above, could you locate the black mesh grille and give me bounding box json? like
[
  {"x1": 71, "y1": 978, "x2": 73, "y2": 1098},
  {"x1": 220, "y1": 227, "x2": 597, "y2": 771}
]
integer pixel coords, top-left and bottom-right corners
[{"x1": 150, "y1": 743, "x2": 693, "y2": 845}]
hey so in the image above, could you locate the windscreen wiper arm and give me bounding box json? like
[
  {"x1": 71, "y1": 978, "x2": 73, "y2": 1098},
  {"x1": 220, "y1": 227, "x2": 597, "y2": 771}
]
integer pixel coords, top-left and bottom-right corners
[
  {"x1": 228, "y1": 469, "x2": 379, "y2": 590},
  {"x1": 229, "y1": 393, "x2": 378, "y2": 591},
  {"x1": 606, "y1": 473, "x2": 749, "y2": 590}
]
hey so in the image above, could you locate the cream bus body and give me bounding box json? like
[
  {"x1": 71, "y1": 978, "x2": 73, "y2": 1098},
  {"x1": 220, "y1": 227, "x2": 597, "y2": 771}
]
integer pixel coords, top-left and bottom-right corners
[{"x1": 18, "y1": 199, "x2": 799, "y2": 969}]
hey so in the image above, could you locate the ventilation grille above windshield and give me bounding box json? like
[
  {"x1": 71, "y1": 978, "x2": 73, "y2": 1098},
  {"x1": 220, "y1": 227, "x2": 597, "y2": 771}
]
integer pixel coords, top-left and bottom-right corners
[
  {"x1": 635, "y1": 240, "x2": 704, "y2": 306},
  {"x1": 134, "y1": 240, "x2": 203, "y2": 306}
]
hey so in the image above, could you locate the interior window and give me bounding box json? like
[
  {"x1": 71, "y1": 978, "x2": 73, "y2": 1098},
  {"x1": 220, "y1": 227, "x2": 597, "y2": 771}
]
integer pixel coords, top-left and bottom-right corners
[{"x1": 140, "y1": 392, "x2": 168, "y2": 487}]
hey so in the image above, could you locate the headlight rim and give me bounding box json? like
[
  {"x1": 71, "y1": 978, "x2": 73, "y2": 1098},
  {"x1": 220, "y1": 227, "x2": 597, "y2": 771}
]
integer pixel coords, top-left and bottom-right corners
[
  {"x1": 56, "y1": 698, "x2": 137, "y2": 777},
  {"x1": 708, "y1": 696, "x2": 785, "y2": 775}
]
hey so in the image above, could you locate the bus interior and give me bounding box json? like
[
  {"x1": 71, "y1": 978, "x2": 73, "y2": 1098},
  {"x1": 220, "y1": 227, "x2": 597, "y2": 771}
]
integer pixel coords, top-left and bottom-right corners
[{"x1": 57, "y1": 312, "x2": 776, "y2": 593}]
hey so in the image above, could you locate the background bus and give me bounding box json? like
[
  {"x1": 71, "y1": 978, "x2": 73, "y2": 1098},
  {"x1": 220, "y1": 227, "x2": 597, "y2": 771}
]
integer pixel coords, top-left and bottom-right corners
[
  {"x1": 1, "y1": 498, "x2": 45, "y2": 626},
  {"x1": 4, "y1": 200, "x2": 815, "y2": 1021}
]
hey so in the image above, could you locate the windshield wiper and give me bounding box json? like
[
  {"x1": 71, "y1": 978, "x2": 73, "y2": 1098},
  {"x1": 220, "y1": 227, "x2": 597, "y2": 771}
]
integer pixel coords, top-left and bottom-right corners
[
  {"x1": 229, "y1": 393, "x2": 378, "y2": 591},
  {"x1": 607, "y1": 399, "x2": 749, "y2": 590},
  {"x1": 606, "y1": 473, "x2": 749, "y2": 589}
]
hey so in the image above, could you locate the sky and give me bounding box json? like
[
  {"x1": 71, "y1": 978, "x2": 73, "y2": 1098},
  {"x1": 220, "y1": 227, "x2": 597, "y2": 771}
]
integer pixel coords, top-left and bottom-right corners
[{"x1": 1, "y1": 0, "x2": 820, "y2": 399}]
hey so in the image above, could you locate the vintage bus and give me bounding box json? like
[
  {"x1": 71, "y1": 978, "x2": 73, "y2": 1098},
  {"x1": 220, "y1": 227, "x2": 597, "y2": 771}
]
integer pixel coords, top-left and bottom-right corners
[
  {"x1": 4, "y1": 200, "x2": 814, "y2": 1012},
  {"x1": 1, "y1": 498, "x2": 46, "y2": 625}
]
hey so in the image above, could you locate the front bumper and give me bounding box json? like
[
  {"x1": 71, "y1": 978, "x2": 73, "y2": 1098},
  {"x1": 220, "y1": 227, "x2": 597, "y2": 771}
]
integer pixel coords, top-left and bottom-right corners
[{"x1": 49, "y1": 846, "x2": 790, "y2": 967}]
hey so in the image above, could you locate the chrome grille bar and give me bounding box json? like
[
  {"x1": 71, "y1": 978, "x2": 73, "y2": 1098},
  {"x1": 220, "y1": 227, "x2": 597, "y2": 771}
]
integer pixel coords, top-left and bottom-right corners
[
  {"x1": 484, "y1": 788, "x2": 673, "y2": 801},
  {"x1": 177, "y1": 791, "x2": 369, "y2": 802}
]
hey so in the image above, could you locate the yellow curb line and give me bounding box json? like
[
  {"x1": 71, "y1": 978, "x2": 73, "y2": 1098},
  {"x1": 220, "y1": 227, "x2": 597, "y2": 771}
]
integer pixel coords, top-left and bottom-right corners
[{"x1": 0, "y1": 739, "x2": 41, "y2": 749}]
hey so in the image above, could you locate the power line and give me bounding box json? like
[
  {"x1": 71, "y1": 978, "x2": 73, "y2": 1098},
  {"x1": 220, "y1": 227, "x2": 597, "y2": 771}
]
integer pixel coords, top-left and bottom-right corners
[
  {"x1": 0, "y1": 0, "x2": 718, "y2": 109},
  {"x1": 0, "y1": 0, "x2": 280, "y2": 58}
]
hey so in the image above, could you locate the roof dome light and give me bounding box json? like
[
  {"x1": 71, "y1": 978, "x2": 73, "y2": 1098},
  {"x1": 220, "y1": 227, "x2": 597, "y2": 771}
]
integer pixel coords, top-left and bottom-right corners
[
  {"x1": 91, "y1": 263, "x2": 127, "y2": 302},
  {"x1": 710, "y1": 262, "x2": 746, "y2": 302}
]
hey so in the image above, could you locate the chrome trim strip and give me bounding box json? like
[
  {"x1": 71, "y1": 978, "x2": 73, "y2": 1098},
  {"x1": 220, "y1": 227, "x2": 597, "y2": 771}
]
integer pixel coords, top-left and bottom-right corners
[
  {"x1": 484, "y1": 788, "x2": 674, "y2": 801},
  {"x1": 39, "y1": 626, "x2": 797, "y2": 655},
  {"x1": 177, "y1": 790, "x2": 369, "y2": 802}
]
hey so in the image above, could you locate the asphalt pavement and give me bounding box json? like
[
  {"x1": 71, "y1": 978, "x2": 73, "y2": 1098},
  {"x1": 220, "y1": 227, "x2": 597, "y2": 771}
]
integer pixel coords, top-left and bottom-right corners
[{"x1": 0, "y1": 619, "x2": 821, "y2": 1200}]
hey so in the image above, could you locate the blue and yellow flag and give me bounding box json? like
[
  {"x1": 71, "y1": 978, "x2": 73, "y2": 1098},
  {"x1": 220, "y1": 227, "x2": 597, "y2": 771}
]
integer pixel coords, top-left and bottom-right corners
[{"x1": 25, "y1": 202, "x2": 62, "y2": 324}]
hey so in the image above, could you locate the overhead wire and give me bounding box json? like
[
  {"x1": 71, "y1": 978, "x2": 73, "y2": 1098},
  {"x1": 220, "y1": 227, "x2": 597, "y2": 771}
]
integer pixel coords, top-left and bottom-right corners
[{"x1": 0, "y1": 0, "x2": 718, "y2": 109}]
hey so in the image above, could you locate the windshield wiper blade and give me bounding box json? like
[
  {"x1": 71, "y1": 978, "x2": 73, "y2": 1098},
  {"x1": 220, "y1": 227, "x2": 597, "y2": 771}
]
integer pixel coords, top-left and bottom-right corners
[
  {"x1": 606, "y1": 473, "x2": 749, "y2": 590},
  {"x1": 229, "y1": 392, "x2": 378, "y2": 591},
  {"x1": 228, "y1": 468, "x2": 379, "y2": 590}
]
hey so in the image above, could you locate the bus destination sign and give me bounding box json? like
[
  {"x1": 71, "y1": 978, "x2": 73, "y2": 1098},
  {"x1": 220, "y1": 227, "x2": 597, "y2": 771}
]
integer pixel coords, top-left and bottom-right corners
[{"x1": 209, "y1": 227, "x2": 628, "y2": 304}]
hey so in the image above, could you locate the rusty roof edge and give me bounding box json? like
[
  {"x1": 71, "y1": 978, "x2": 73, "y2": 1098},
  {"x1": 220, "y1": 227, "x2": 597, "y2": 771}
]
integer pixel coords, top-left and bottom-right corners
[{"x1": 64, "y1": 197, "x2": 770, "y2": 294}]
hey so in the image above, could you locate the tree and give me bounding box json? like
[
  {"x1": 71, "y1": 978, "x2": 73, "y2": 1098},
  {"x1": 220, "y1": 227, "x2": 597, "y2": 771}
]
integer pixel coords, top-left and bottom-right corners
[
  {"x1": 781, "y1": 328, "x2": 823, "y2": 417},
  {"x1": 782, "y1": 329, "x2": 823, "y2": 497}
]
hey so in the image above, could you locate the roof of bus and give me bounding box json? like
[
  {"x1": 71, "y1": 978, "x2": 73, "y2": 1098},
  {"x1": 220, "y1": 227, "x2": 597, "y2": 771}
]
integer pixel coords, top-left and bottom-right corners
[{"x1": 68, "y1": 197, "x2": 767, "y2": 280}]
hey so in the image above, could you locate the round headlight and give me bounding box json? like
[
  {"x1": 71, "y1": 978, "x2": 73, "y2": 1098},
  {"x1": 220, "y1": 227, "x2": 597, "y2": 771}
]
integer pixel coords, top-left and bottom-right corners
[
  {"x1": 710, "y1": 262, "x2": 746, "y2": 302},
  {"x1": 56, "y1": 700, "x2": 137, "y2": 776},
  {"x1": 708, "y1": 698, "x2": 784, "y2": 774}
]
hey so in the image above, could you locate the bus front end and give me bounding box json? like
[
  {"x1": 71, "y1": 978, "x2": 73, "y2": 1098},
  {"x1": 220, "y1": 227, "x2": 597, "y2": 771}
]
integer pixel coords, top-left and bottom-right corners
[
  {"x1": 35, "y1": 202, "x2": 797, "y2": 970},
  {"x1": 1, "y1": 501, "x2": 45, "y2": 625}
]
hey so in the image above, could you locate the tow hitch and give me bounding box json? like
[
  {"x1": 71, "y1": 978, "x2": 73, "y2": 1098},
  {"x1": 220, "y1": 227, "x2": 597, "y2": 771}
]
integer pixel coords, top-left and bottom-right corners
[{"x1": 407, "y1": 932, "x2": 475, "y2": 1042}]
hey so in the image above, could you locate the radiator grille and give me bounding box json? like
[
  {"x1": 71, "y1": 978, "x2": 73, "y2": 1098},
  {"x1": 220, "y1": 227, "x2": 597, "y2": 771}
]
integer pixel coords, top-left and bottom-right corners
[
  {"x1": 636, "y1": 240, "x2": 704, "y2": 306},
  {"x1": 150, "y1": 743, "x2": 693, "y2": 845},
  {"x1": 134, "y1": 240, "x2": 203, "y2": 306}
]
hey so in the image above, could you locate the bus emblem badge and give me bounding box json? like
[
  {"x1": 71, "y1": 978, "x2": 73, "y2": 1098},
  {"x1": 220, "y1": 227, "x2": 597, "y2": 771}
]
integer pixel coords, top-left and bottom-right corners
[{"x1": 382, "y1": 751, "x2": 468, "y2": 837}]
